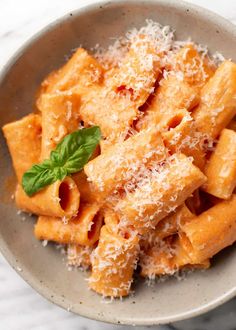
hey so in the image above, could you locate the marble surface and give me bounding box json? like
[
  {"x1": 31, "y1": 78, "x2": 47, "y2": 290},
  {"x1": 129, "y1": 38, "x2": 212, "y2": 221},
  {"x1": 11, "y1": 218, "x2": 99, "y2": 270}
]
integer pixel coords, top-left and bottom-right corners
[{"x1": 0, "y1": 0, "x2": 236, "y2": 329}]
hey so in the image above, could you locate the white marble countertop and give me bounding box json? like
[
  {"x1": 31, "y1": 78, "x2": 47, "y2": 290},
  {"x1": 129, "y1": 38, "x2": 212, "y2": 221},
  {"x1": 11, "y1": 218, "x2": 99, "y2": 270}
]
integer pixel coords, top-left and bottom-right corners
[{"x1": 0, "y1": 0, "x2": 236, "y2": 329}]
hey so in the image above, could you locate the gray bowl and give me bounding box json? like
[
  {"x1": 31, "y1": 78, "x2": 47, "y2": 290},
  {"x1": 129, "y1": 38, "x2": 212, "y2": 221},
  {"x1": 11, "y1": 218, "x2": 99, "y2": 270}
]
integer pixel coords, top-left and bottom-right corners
[{"x1": 0, "y1": 0, "x2": 236, "y2": 325}]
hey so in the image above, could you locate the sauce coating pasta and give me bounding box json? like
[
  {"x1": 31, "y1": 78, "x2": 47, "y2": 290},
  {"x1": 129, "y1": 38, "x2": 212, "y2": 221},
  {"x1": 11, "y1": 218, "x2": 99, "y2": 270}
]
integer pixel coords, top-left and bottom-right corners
[{"x1": 2, "y1": 19, "x2": 236, "y2": 298}]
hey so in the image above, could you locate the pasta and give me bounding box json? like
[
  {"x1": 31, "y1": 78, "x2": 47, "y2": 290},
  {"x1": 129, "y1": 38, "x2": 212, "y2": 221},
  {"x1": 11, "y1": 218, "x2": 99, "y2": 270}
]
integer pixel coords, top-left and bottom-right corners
[
  {"x1": 227, "y1": 118, "x2": 236, "y2": 131},
  {"x1": 137, "y1": 74, "x2": 200, "y2": 131},
  {"x1": 172, "y1": 235, "x2": 210, "y2": 270},
  {"x1": 80, "y1": 34, "x2": 162, "y2": 142},
  {"x1": 38, "y1": 48, "x2": 104, "y2": 95},
  {"x1": 3, "y1": 19, "x2": 236, "y2": 298},
  {"x1": 137, "y1": 43, "x2": 215, "y2": 131},
  {"x1": 67, "y1": 244, "x2": 94, "y2": 269},
  {"x1": 84, "y1": 128, "x2": 167, "y2": 201},
  {"x1": 2, "y1": 114, "x2": 42, "y2": 181},
  {"x1": 180, "y1": 195, "x2": 236, "y2": 262},
  {"x1": 15, "y1": 177, "x2": 80, "y2": 218},
  {"x1": 89, "y1": 225, "x2": 139, "y2": 297},
  {"x1": 141, "y1": 203, "x2": 194, "y2": 249},
  {"x1": 193, "y1": 61, "x2": 236, "y2": 139},
  {"x1": 35, "y1": 203, "x2": 103, "y2": 246},
  {"x1": 203, "y1": 129, "x2": 236, "y2": 199},
  {"x1": 170, "y1": 44, "x2": 215, "y2": 89},
  {"x1": 3, "y1": 113, "x2": 80, "y2": 218},
  {"x1": 72, "y1": 171, "x2": 96, "y2": 203},
  {"x1": 39, "y1": 91, "x2": 81, "y2": 159},
  {"x1": 116, "y1": 153, "x2": 206, "y2": 234}
]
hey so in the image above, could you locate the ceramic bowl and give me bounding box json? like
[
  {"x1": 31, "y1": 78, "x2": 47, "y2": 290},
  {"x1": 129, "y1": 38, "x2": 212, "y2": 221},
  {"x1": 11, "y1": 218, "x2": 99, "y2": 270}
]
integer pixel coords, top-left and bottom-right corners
[{"x1": 0, "y1": 0, "x2": 236, "y2": 325}]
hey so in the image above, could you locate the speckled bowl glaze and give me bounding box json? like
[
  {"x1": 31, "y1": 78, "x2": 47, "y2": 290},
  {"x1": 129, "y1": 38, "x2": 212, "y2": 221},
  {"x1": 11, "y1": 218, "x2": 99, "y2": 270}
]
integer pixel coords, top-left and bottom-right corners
[{"x1": 0, "y1": 0, "x2": 236, "y2": 325}]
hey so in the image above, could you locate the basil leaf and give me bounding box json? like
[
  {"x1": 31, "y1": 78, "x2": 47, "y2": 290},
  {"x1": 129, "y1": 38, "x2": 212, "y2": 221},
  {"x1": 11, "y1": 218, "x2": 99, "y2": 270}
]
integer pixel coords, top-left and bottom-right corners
[
  {"x1": 22, "y1": 126, "x2": 101, "y2": 196},
  {"x1": 22, "y1": 164, "x2": 57, "y2": 196},
  {"x1": 51, "y1": 126, "x2": 101, "y2": 171}
]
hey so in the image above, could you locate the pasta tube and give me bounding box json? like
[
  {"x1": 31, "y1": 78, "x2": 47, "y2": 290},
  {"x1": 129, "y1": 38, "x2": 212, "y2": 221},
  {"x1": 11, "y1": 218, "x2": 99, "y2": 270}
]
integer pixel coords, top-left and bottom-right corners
[
  {"x1": 203, "y1": 129, "x2": 236, "y2": 199},
  {"x1": 157, "y1": 110, "x2": 205, "y2": 169},
  {"x1": 141, "y1": 234, "x2": 210, "y2": 278},
  {"x1": 39, "y1": 91, "x2": 80, "y2": 159},
  {"x1": 89, "y1": 225, "x2": 139, "y2": 297},
  {"x1": 140, "y1": 204, "x2": 193, "y2": 250},
  {"x1": 80, "y1": 35, "x2": 162, "y2": 141},
  {"x1": 172, "y1": 235, "x2": 210, "y2": 269},
  {"x1": 108, "y1": 34, "x2": 161, "y2": 103},
  {"x1": 2, "y1": 114, "x2": 41, "y2": 181},
  {"x1": 84, "y1": 128, "x2": 167, "y2": 200},
  {"x1": 140, "y1": 204, "x2": 194, "y2": 251},
  {"x1": 3, "y1": 113, "x2": 80, "y2": 218},
  {"x1": 72, "y1": 171, "x2": 96, "y2": 203},
  {"x1": 35, "y1": 203, "x2": 103, "y2": 245},
  {"x1": 16, "y1": 177, "x2": 80, "y2": 218},
  {"x1": 185, "y1": 189, "x2": 201, "y2": 214},
  {"x1": 137, "y1": 76, "x2": 199, "y2": 130},
  {"x1": 154, "y1": 204, "x2": 193, "y2": 240},
  {"x1": 193, "y1": 61, "x2": 236, "y2": 139},
  {"x1": 161, "y1": 109, "x2": 193, "y2": 150},
  {"x1": 181, "y1": 195, "x2": 236, "y2": 261},
  {"x1": 137, "y1": 43, "x2": 215, "y2": 131},
  {"x1": 116, "y1": 153, "x2": 206, "y2": 234},
  {"x1": 140, "y1": 240, "x2": 175, "y2": 277},
  {"x1": 67, "y1": 244, "x2": 93, "y2": 269},
  {"x1": 40, "y1": 48, "x2": 103, "y2": 94},
  {"x1": 103, "y1": 208, "x2": 120, "y2": 233},
  {"x1": 172, "y1": 44, "x2": 215, "y2": 89}
]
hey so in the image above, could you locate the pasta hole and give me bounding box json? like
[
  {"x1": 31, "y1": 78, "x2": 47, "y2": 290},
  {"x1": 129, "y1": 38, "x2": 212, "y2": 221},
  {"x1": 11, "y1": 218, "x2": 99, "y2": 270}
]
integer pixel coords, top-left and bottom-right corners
[
  {"x1": 37, "y1": 126, "x2": 42, "y2": 136},
  {"x1": 88, "y1": 213, "x2": 102, "y2": 240},
  {"x1": 167, "y1": 114, "x2": 184, "y2": 130},
  {"x1": 121, "y1": 225, "x2": 135, "y2": 239},
  {"x1": 123, "y1": 232, "x2": 131, "y2": 239},
  {"x1": 59, "y1": 182, "x2": 71, "y2": 212},
  {"x1": 116, "y1": 85, "x2": 134, "y2": 99}
]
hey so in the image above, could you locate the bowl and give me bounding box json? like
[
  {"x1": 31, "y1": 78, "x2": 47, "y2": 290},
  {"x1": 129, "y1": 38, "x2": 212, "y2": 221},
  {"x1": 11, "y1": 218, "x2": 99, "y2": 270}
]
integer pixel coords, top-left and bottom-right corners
[{"x1": 0, "y1": 0, "x2": 236, "y2": 325}]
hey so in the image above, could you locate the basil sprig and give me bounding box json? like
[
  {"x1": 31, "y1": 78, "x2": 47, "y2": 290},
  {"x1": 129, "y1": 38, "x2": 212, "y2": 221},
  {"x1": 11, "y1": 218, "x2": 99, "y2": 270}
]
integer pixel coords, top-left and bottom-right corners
[{"x1": 22, "y1": 126, "x2": 101, "y2": 196}]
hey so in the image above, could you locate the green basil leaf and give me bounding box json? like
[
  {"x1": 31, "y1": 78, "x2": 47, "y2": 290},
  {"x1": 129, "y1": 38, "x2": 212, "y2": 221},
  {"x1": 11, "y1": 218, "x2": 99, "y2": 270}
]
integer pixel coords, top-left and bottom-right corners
[
  {"x1": 52, "y1": 167, "x2": 68, "y2": 181},
  {"x1": 22, "y1": 126, "x2": 101, "y2": 196},
  {"x1": 22, "y1": 164, "x2": 57, "y2": 196},
  {"x1": 51, "y1": 126, "x2": 101, "y2": 169}
]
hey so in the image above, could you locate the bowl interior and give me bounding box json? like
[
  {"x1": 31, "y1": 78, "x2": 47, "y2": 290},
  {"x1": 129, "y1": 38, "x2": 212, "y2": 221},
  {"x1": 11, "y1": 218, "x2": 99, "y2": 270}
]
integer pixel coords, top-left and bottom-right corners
[{"x1": 0, "y1": 0, "x2": 236, "y2": 325}]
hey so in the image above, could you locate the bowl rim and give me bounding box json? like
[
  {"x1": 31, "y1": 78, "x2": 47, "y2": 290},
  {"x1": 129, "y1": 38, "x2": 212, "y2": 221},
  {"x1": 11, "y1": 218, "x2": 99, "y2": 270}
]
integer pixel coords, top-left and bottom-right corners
[{"x1": 0, "y1": 0, "x2": 236, "y2": 325}]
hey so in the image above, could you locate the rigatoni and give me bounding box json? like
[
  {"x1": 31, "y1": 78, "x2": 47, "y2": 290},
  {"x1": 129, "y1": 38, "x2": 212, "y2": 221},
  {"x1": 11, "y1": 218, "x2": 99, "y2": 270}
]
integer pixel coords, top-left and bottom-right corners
[
  {"x1": 180, "y1": 195, "x2": 236, "y2": 261},
  {"x1": 3, "y1": 114, "x2": 80, "y2": 218},
  {"x1": 89, "y1": 225, "x2": 139, "y2": 297},
  {"x1": 137, "y1": 75, "x2": 199, "y2": 130},
  {"x1": 40, "y1": 48, "x2": 104, "y2": 95},
  {"x1": 80, "y1": 35, "x2": 162, "y2": 141},
  {"x1": 116, "y1": 154, "x2": 206, "y2": 234},
  {"x1": 172, "y1": 236, "x2": 210, "y2": 270},
  {"x1": 140, "y1": 240, "x2": 175, "y2": 277},
  {"x1": 84, "y1": 128, "x2": 167, "y2": 200},
  {"x1": 16, "y1": 177, "x2": 80, "y2": 218},
  {"x1": 67, "y1": 244, "x2": 93, "y2": 269},
  {"x1": 171, "y1": 44, "x2": 215, "y2": 89},
  {"x1": 151, "y1": 204, "x2": 194, "y2": 242},
  {"x1": 193, "y1": 61, "x2": 236, "y2": 139},
  {"x1": 2, "y1": 114, "x2": 42, "y2": 181},
  {"x1": 108, "y1": 34, "x2": 161, "y2": 103},
  {"x1": 39, "y1": 91, "x2": 81, "y2": 159},
  {"x1": 203, "y1": 129, "x2": 236, "y2": 199},
  {"x1": 35, "y1": 203, "x2": 103, "y2": 245},
  {"x1": 137, "y1": 43, "x2": 215, "y2": 131},
  {"x1": 72, "y1": 171, "x2": 96, "y2": 203}
]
